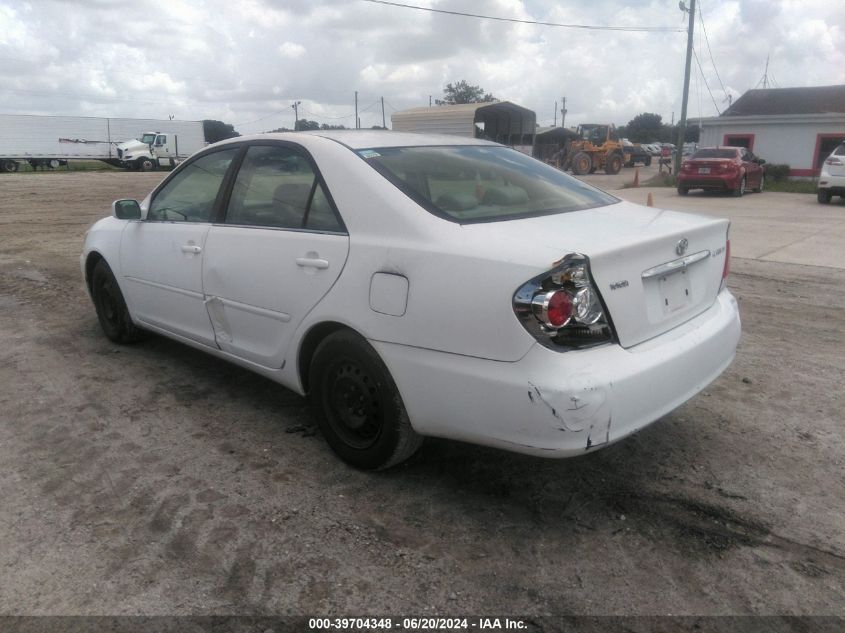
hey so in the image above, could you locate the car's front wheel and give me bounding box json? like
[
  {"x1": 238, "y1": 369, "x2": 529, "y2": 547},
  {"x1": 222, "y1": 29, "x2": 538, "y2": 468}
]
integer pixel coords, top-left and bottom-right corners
[
  {"x1": 309, "y1": 330, "x2": 423, "y2": 470},
  {"x1": 91, "y1": 260, "x2": 143, "y2": 343}
]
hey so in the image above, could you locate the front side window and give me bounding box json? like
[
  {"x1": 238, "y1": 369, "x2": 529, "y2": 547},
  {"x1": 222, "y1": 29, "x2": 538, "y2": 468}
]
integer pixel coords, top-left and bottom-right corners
[
  {"x1": 155, "y1": 135, "x2": 166, "y2": 146},
  {"x1": 225, "y1": 145, "x2": 342, "y2": 231},
  {"x1": 148, "y1": 147, "x2": 238, "y2": 222},
  {"x1": 357, "y1": 145, "x2": 618, "y2": 223}
]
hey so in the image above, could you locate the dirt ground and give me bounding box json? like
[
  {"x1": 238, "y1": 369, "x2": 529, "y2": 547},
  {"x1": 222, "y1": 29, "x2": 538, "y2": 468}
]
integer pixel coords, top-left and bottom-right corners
[{"x1": 0, "y1": 171, "x2": 843, "y2": 618}]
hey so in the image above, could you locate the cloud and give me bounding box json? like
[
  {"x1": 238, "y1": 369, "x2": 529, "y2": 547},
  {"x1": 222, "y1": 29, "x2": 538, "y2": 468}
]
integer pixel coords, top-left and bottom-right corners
[{"x1": 0, "y1": 0, "x2": 842, "y2": 132}]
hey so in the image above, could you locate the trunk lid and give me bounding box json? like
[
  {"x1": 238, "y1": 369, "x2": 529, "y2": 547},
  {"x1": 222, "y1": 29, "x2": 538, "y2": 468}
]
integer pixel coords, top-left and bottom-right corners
[{"x1": 462, "y1": 200, "x2": 730, "y2": 348}]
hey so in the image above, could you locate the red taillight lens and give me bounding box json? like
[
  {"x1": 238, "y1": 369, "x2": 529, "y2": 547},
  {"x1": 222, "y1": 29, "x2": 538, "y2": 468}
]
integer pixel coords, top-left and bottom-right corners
[
  {"x1": 532, "y1": 290, "x2": 572, "y2": 328},
  {"x1": 723, "y1": 239, "x2": 730, "y2": 279},
  {"x1": 547, "y1": 291, "x2": 572, "y2": 327},
  {"x1": 825, "y1": 157, "x2": 844, "y2": 166}
]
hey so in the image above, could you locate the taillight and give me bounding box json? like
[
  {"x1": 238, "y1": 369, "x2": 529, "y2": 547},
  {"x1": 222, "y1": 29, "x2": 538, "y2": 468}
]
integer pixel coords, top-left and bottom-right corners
[
  {"x1": 513, "y1": 254, "x2": 614, "y2": 350},
  {"x1": 720, "y1": 235, "x2": 731, "y2": 292},
  {"x1": 681, "y1": 161, "x2": 691, "y2": 171},
  {"x1": 825, "y1": 157, "x2": 844, "y2": 166}
]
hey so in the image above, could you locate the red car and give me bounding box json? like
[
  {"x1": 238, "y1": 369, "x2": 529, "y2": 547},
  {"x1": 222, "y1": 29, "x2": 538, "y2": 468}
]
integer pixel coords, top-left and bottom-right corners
[{"x1": 677, "y1": 146, "x2": 765, "y2": 197}]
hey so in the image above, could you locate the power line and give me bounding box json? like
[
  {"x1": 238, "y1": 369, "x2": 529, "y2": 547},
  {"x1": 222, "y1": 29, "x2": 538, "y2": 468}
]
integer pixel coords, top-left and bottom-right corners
[
  {"x1": 361, "y1": 0, "x2": 685, "y2": 32},
  {"x1": 697, "y1": 1, "x2": 727, "y2": 99},
  {"x1": 692, "y1": 48, "x2": 720, "y2": 114}
]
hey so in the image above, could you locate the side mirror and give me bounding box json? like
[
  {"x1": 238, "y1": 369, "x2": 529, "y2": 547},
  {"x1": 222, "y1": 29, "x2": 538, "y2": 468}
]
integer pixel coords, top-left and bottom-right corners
[{"x1": 112, "y1": 199, "x2": 142, "y2": 220}]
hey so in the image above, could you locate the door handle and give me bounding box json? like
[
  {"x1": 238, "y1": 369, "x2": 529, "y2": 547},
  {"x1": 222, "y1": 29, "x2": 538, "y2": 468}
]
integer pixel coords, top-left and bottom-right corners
[
  {"x1": 295, "y1": 256, "x2": 329, "y2": 270},
  {"x1": 180, "y1": 244, "x2": 202, "y2": 254}
]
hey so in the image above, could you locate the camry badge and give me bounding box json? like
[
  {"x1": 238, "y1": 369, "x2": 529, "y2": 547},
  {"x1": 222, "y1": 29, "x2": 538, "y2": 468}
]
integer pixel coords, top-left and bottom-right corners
[{"x1": 676, "y1": 238, "x2": 689, "y2": 256}]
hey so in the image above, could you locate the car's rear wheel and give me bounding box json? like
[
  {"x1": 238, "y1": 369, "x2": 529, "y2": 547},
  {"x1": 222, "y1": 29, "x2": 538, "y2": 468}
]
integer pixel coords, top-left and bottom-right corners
[
  {"x1": 309, "y1": 330, "x2": 423, "y2": 470},
  {"x1": 91, "y1": 260, "x2": 144, "y2": 343},
  {"x1": 733, "y1": 176, "x2": 746, "y2": 197},
  {"x1": 818, "y1": 189, "x2": 832, "y2": 204},
  {"x1": 677, "y1": 186, "x2": 689, "y2": 196}
]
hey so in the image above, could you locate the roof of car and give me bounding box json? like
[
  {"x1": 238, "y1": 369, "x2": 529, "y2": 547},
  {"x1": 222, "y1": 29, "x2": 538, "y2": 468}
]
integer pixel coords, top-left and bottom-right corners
[{"x1": 227, "y1": 130, "x2": 500, "y2": 150}]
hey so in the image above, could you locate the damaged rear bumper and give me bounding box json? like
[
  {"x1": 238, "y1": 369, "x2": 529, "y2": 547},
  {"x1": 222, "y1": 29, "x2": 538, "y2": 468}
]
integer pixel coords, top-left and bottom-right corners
[{"x1": 372, "y1": 289, "x2": 740, "y2": 458}]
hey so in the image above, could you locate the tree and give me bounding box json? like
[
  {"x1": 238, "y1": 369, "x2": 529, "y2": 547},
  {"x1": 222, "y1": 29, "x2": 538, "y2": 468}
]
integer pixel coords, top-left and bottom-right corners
[
  {"x1": 203, "y1": 120, "x2": 240, "y2": 143},
  {"x1": 295, "y1": 119, "x2": 320, "y2": 131},
  {"x1": 623, "y1": 113, "x2": 664, "y2": 143},
  {"x1": 435, "y1": 80, "x2": 496, "y2": 105},
  {"x1": 320, "y1": 123, "x2": 348, "y2": 130}
]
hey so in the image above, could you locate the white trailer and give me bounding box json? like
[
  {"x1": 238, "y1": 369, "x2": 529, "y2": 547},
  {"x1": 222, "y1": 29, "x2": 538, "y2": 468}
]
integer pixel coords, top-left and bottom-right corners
[{"x1": 0, "y1": 114, "x2": 206, "y2": 172}]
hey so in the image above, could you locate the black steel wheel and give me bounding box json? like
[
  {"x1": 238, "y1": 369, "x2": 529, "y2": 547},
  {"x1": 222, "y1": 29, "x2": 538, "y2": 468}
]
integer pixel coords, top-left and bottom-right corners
[
  {"x1": 91, "y1": 260, "x2": 143, "y2": 344},
  {"x1": 309, "y1": 330, "x2": 422, "y2": 470}
]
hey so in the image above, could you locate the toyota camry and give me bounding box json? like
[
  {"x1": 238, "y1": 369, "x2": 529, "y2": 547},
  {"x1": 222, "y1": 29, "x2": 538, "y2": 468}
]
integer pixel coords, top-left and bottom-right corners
[{"x1": 82, "y1": 131, "x2": 740, "y2": 469}]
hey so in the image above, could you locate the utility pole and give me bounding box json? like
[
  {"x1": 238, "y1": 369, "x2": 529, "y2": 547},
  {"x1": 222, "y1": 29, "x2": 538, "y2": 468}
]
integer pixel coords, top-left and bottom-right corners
[
  {"x1": 675, "y1": 0, "x2": 695, "y2": 175},
  {"x1": 355, "y1": 91, "x2": 359, "y2": 129},
  {"x1": 554, "y1": 100, "x2": 557, "y2": 127},
  {"x1": 561, "y1": 97, "x2": 567, "y2": 128},
  {"x1": 291, "y1": 100, "x2": 301, "y2": 131},
  {"x1": 429, "y1": 95, "x2": 432, "y2": 107},
  {"x1": 381, "y1": 96, "x2": 386, "y2": 129}
]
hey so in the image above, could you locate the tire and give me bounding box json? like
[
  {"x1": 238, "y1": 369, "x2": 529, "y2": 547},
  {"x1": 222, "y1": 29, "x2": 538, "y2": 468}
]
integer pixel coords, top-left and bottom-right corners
[
  {"x1": 1, "y1": 160, "x2": 18, "y2": 173},
  {"x1": 570, "y1": 152, "x2": 592, "y2": 175},
  {"x1": 817, "y1": 189, "x2": 832, "y2": 204},
  {"x1": 644, "y1": 156, "x2": 652, "y2": 166},
  {"x1": 91, "y1": 260, "x2": 144, "y2": 344},
  {"x1": 309, "y1": 330, "x2": 423, "y2": 470},
  {"x1": 605, "y1": 153, "x2": 623, "y2": 175},
  {"x1": 753, "y1": 174, "x2": 764, "y2": 193},
  {"x1": 136, "y1": 157, "x2": 156, "y2": 172},
  {"x1": 733, "y1": 175, "x2": 746, "y2": 197},
  {"x1": 678, "y1": 186, "x2": 689, "y2": 196}
]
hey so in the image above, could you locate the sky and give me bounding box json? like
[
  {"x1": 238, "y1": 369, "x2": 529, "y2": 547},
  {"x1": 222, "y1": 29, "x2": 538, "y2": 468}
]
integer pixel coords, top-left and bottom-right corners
[{"x1": 1, "y1": 0, "x2": 843, "y2": 134}]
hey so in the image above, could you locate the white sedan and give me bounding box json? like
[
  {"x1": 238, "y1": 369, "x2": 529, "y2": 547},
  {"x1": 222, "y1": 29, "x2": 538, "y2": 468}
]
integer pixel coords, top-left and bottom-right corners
[{"x1": 82, "y1": 131, "x2": 740, "y2": 469}]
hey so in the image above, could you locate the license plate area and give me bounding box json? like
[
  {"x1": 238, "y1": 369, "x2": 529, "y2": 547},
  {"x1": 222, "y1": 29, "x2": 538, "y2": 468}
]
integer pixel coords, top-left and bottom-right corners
[
  {"x1": 698, "y1": 167, "x2": 710, "y2": 174},
  {"x1": 658, "y1": 268, "x2": 691, "y2": 314}
]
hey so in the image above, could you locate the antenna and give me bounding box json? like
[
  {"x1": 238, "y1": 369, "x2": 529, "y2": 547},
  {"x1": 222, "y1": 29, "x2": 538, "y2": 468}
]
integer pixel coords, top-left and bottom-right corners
[{"x1": 756, "y1": 54, "x2": 772, "y2": 89}]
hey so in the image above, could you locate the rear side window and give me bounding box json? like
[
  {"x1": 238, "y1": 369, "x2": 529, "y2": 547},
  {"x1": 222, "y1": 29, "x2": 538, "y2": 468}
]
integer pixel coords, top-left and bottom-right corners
[
  {"x1": 148, "y1": 147, "x2": 238, "y2": 222},
  {"x1": 357, "y1": 145, "x2": 617, "y2": 223},
  {"x1": 225, "y1": 145, "x2": 343, "y2": 232},
  {"x1": 692, "y1": 149, "x2": 738, "y2": 159}
]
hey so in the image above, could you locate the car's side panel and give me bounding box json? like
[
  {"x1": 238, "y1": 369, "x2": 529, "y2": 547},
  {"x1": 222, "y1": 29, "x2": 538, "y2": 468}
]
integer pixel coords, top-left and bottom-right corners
[
  {"x1": 119, "y1": 221, "x2": 217, "y2": 347},
  {"x1": 202, "y1": 227, "x2": 349, "y2": 368}
]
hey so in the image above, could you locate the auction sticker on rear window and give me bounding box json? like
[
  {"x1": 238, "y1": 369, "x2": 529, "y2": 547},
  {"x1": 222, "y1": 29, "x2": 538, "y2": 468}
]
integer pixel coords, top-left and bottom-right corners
[{"x1": 359, "y1": 149, "x2": 381, "y2": 159}]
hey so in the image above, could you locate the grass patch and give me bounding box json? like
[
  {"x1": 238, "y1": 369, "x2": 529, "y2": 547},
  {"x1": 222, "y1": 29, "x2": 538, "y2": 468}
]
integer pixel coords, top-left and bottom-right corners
[
  {"x1": 764, "y1": 179, "x2": 817, "y2": 194},
  {"x1": 1, "y1": 160, "x2": 124, "y2": 174}
]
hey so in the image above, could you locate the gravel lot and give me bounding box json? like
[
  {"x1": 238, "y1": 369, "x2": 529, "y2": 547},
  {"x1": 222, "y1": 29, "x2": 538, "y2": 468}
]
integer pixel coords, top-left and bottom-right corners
[{"x1": 0, "y1": 171, "x2": 843, "y2": 618}]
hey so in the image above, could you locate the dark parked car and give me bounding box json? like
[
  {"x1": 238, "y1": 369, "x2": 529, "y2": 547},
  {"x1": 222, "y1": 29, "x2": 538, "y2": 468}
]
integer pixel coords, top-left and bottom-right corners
[
  {"x1": 677, "y1": 147, "x2": 765, "y2": 197},
  {"x1": 621, "y1": 140, "x2": 652, "y2": 167}
]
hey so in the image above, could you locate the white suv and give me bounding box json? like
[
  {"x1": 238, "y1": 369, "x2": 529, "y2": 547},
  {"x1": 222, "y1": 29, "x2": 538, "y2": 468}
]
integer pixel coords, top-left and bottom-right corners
[{"x1": 818, "y1": 142, "x2": 845, "y2": 203}]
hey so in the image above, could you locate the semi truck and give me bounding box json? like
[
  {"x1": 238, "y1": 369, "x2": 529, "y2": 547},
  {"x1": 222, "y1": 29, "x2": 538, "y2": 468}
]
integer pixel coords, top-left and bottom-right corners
[{"x1": 0, "y1": 114, "x2": 207, "y2": 172}]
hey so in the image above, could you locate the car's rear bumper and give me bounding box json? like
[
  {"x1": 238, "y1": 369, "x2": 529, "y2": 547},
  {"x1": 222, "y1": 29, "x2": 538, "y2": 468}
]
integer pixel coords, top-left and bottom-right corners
[
  {"x1": 818, "y1": 172, "x2": 845, "y2": 194},
  {"x1": 373, "y1": 289, "x2": 740, "y2": 458},
  {"x1": 678, "y1": 173, "x2": 740, "y2": 190}
]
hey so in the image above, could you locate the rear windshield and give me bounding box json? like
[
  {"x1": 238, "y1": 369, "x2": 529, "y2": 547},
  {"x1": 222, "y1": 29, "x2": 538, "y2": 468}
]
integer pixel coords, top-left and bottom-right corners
[
  {"x1": 692, "y1": 149, "x2": 738, "y2": 159},
  {"x1": 835, "y1": 144, "x2": 845, "y2": 156},
  {"x1": 356, "y1": 145, "x2": 618, "y2": 223}
]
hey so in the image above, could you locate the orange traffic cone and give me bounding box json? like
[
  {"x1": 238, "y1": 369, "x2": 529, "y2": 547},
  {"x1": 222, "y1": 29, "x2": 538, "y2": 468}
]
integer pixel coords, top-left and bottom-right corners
[
  {"x1": 646, "y1": 192, "x2": 654, "y2": 207},
  {"x1": 633, "y1": 168, "x2": 640, "y2": 187}
]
